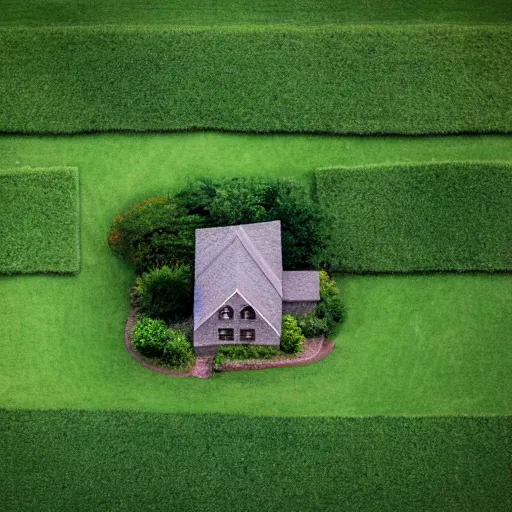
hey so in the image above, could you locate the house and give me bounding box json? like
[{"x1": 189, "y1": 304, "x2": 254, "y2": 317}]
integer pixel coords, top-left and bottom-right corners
[{"x1": 193, "y1": 220, "x2": 320, "y2": 354}]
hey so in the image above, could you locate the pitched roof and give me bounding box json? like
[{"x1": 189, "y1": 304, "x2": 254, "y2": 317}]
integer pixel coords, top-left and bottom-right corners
[
  {"x1": 194, "y1": 221, "x2": 283, "y2": 334},
  {"x1": 282, "y1": 271, "x2": 320, "y2": 302}
]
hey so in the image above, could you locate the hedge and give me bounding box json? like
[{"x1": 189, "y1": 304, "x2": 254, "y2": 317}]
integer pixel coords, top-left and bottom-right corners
[
  {"x1": 1, "y1": 409, "x2": 511, "y2": 512},
  {"x1": 1, "y1": 24, "x2": 511, "y2": 134},
  {"x1": 315, "y1": 162, "x2": 512, "y2": 272},
  {"x1": 0, "y1": 167, "x2": 80, "y2": 274},
  {"x1": 3, "y1": 0, "x2": 511, "y2": 27}
]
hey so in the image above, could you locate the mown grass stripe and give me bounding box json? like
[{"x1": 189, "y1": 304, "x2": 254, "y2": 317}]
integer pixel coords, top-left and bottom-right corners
[
  {"x1": 1, "y1": 24, "x2": 511, "y2": 134},
  {"x1": 316, "y1": 161, "x2": 512, "y2": 272},
  {"x1": 0, "y1": 167, "x2": 80, "y2": 274},
  {"x1": 2, "y1": 0, "x2": 512, "y2": 27},
  {"x1": 1, "y1": 409, "x2": 511, "y2": 512}
]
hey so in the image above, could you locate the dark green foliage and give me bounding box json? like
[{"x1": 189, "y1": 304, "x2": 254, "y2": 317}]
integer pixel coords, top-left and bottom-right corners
[
  {"x1": 131, "y1": 316, "x2": 170, "y2": 358},
  {"x1": 299, "y1": 270, "x2": 346, "y2": 336},
  {"x1": 296, "y1": 313, "x2": 330, "y2": 338},
  {"x1": 214, "y1": 344, "x2": 282, "y2": 368},
  {"x1": 1, "y1": 25, "x2": 511, "y2": 134},
  {"x1": 316, "y1": 162, "x2": 512, "y2": 271},
  {"x1": 280, "y1": 315, "x2": 305, "y2": 353},
  {"x1": 168, "y1": 318, "x2": 194, "y2": 344},
  {"x1": 0, "y1": 167, "x2": 80, "y2": 274},
  {"x1": 134, "y1": 265, "x2": 193, "y2": 323},
  {"x1": 3, "y1": 0, "x2": 511, "y2": 26},
  {"x1": 108, "y1": 197, "x2": 203, "y2": 275},
  {"x1": 176, "y1": 177, "x2": 325, "y2": 269},
  {"x1": 2, "y1": 409, "x2": 512, "y2": 512},
  {"x1": 162, "y1": 331, "x2": 195, "y2": 370}
]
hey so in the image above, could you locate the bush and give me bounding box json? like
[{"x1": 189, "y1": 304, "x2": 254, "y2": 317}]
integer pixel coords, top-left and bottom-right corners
[
  {"x1": 131, "y1": 316, "x2": 171, "y2": 358},
  {"x1": 296, "y1": 313, "x2": 329, "y2": 339},
  {"x1": 319, "y1": 270, "x2": 338, "y2": 300},
  {"x1": 162, "y1": 331, "x2": 195, "y2": 370},
  {"x1": 213, "y1": 344, "x2": 282, "y2": 370},
  {"x1": 280, "y1": 315, "x2": 305, "y2": 354},
  {"x1": 108, "y1": 197, "x2": 203, "y2": 275},
  {"x1": 176, "y1": 177, "x2": 325, "y2": 269},
  {"x1": 168, "y1": 317, "x2": 194, "y2": 344},
  {"x1": 134, "y1": 265, "x2": 193, "y2": 323},
  {"x1": 315, "y1": 271, "x2": 346, "y2": 331}
]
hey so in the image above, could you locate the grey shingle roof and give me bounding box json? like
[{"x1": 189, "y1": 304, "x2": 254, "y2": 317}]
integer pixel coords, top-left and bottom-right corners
[
  {"x1": 194, "y1": 221, "x2": 283, "y2": 334},
  {"x1": 282, "y1": 271, "x2": 320, "y2": 302}
]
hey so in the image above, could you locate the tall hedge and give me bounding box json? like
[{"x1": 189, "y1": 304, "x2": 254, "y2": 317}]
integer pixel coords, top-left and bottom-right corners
[
  {"x1": 1, "y1": 24, "x2": 511, "y2": 134},
  {"x1": 315, "y1": 162, "x2": 512, "y2": 272}
]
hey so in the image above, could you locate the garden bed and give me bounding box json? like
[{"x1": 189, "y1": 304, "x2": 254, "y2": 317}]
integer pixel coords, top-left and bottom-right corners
[
  {"x1": 216, "y1": 338, "x2": 334, "y2": 372},
  {"x1": 125, "y1": 305, "x2": 334, "y2": 378}
]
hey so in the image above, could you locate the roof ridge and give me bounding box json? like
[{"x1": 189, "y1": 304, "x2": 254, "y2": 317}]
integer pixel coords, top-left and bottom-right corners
[
  {"x1": 195, "y1": 229, "x2": 237, "y2": 279},
  {"x1": 236, "y1": 225, "x2": 282, "y2": 296}
]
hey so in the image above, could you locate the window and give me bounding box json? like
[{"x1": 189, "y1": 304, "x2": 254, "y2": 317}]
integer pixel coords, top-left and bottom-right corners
[
  {"x1": 240, "y1": 329, "x2": 255, "y2": 341},
  {"x1": 240, "y1": 306, "x2": 256, "y2": 320},
  {"x1": 219, "y1": 306, "x2": 233, "y2": 320},
  {"x1": 218, "y1": 328, "x2": 234, "y2": 341}
]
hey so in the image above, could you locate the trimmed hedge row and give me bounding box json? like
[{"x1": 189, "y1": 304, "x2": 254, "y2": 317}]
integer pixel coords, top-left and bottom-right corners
[
  {"x1": 0, "y1": 167, "x2": 80, "y2": 274},
  {"x1": 1, "y1": 24, "x2": 511, "y2": 134},
  {"x1": 316, "y1": 162, "x2": 512, "y2": 272},
  {"x1": 3, "y1": 0, "x2": 512, "y2": 27},
  {"x1": 2, "y1": 409, "x2": 511, "y2": 512}
]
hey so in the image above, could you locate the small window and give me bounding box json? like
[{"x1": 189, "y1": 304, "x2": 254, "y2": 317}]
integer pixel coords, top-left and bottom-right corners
[
  {"x1": 240, "y1": 329, "x2": 255, "y2": 341},
  {"x1": 218, "y1": 328, "x2": 234, "y2": 341},
  {"x1": 219, "y1": 306, "x2": 233, "y2": 320},
  {"x1": 240, "y1": 306, "x2": 256, "y2": 320}
]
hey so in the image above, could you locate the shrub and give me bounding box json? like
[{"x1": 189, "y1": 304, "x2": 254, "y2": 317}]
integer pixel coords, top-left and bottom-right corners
[
  {"x1": 296, "y1": 313, "x2": 329, "y2": 339},
  {"x1": 168, "y1": 317, "x2": 194, "y2": 344},
  {"x1": 108, "y1": 197, "x2": 203, "y2": 275},
  {"x1": 131, "y1": 316, "x2": 171, "y2": 358},
  {"x1": 134, "y1": 265, "x2": 193, "y2": 323},
  {"x1": 280, "y1": 315, "x2": 305, "y2": 354},
  {"x1": 315, "y1": 270, "x2": 346, "y2": 331},
  {"x1": 176, "y1": 177, "x2": 325, "y2": 269},
  {"x1": 162, "y1": 331, "x2": 195, "y2": 370},
  {"x1": 319, "y1": 270, "x2": 338, "y2": 300},
  {"x1": 213, "y1": 344, "x2": 282, "y2": 370}
]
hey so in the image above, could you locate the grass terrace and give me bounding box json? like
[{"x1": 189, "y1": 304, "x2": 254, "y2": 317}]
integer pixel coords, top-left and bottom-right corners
[
  {"x1": 1, "y1": 25, "x2": 511, "y2": 134},
  {"x1": 0, "y1": 167, "x2": 80, "y2": 274},
  {"x1": 316, "y1": 162, "x2": 512, "y2": 272}
]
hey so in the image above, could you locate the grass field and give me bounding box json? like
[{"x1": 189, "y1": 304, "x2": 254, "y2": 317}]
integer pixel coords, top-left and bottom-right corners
[
  {"x1": 2, "y1": 409, "x2": 511, "y2": 512},
  {"x1": 2, "y1": 24, "x2": 511, "y2": 134},
  {"x1": 2, "y1": 1, "x2": 512, "y2": 509},
  {"x1": 316, "y1": 162, "x2": 512, "y2": 272},
  {"x1": 3, "y1": 0, "x2": 512, "y2": 26},
  {"x1": 0, "y1": 133, "x2": 511, "y2": 416},
  {"x1": 0, "y1": 167, "x2": 80, "y2": 274}
]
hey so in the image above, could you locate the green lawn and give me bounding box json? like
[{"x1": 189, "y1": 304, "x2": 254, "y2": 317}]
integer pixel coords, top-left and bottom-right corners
[
  {"x1": 0, "y1": 167, "x2": 80, "y2": 274},
  {"x1": 316, "y1": 162, "x2": 512, "y2": 271},
  {"x1": 0, "y1": 133, "x2": 511, "y2": 416},
  {"x1": 2, "y1": 0, "x2": 511, "y2": 26},
  {"x1": 2, "y1": 25, "x2": 511, "y2": 134},
  {"x1": 2, "y1": 409, "x2": 511, "y2": 512}
]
